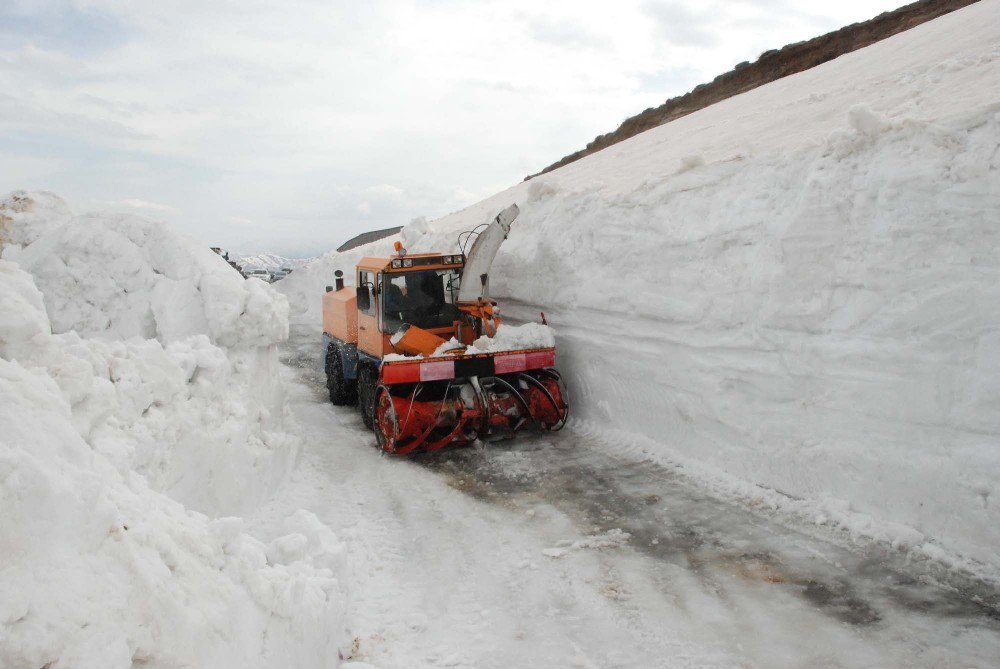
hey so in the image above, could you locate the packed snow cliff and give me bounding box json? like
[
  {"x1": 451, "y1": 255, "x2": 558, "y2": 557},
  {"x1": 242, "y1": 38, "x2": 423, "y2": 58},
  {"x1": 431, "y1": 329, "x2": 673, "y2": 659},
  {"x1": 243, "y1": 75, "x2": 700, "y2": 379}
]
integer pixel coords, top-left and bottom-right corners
[
  {"x1": 280, "y1": 1, "x2": 1000, "y2": 581},
  {"x1": 0, "y1": 193, "x2": 346, "y2": 668}
]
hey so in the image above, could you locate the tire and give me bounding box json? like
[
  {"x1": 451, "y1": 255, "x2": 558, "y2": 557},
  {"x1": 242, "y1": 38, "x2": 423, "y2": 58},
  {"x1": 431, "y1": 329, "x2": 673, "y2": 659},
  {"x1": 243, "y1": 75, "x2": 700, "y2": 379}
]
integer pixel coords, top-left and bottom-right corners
[
  {"x1": 325, "y1": 345, "x2": 356, "y2": 405},
  {"x1": 357, "y1": 363, "x2": 377, "y2": 430}
]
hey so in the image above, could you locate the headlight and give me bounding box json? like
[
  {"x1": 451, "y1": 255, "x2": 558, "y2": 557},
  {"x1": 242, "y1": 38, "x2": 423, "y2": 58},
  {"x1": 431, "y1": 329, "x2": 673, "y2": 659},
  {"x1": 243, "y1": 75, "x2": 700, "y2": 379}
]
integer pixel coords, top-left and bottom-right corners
[
  {"x1": 391, "y1": 259, "x2": 401, "y2": 268},
  {"x1": 443, "y1": 255, "x2": 452, "y2": 263},
  {"x1": 402, "y1": 258, "x2": 413, "y2": 267}
]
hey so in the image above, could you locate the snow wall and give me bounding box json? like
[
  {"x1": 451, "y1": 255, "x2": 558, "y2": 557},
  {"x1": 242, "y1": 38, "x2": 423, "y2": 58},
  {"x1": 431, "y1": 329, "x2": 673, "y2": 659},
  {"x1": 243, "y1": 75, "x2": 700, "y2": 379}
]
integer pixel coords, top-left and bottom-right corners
[
  {"x1": 280, "y1": 1, "x2": 1000, "y2": 579},
  {"x1": 0, "y1": 193, "x2": 346, "y2": 668}
]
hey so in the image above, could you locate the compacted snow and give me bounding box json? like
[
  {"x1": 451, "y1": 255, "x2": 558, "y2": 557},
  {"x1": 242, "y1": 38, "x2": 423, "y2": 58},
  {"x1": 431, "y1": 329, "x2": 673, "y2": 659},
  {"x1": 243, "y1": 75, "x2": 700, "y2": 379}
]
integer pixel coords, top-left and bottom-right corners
[{"x1": 280, "y1": 0, "x2": 1000, "y2": 582}]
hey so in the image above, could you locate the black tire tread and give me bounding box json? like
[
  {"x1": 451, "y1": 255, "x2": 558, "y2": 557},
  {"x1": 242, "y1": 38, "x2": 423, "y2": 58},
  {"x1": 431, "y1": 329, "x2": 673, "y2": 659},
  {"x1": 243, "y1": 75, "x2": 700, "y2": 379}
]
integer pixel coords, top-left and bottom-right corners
[
  {"x1": 357, "y1": 364, "x2": 377, "y2": 429},
  {"x1": 325, "y1": 344, "x2": 357, "y2": 405}
]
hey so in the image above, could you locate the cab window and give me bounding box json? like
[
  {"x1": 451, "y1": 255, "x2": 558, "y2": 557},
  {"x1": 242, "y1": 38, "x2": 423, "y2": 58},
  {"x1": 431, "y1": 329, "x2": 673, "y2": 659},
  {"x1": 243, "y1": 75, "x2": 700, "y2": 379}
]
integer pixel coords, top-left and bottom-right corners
[
  {"x1": 381, "y1": 269, "x2": 461, "y2": 332},
  {"x1": 358, "y1": 270, "x2": 375, "y2": 315}
]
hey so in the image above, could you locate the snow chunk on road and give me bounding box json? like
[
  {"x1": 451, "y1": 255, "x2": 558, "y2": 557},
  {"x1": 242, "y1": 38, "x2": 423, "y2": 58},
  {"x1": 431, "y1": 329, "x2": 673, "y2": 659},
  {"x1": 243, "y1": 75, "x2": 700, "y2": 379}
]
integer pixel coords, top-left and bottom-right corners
[{"x1": 542, "y1": 529, "x2": 631, "y2": 558}]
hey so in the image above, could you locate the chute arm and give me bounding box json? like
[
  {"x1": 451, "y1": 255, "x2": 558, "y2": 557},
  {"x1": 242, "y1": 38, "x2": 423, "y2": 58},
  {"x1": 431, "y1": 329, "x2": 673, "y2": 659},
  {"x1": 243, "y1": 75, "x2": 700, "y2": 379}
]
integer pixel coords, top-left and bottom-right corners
[{"x1": 456, "y1": 204, "x2": 519, "y2": 304}]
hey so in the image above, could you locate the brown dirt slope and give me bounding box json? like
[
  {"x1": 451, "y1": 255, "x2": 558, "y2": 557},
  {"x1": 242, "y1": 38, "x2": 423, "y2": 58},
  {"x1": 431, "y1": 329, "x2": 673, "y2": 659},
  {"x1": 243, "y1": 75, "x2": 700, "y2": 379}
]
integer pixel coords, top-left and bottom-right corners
[{"x1": 526, "y1": 0, "x2": 979, "y2": 180}]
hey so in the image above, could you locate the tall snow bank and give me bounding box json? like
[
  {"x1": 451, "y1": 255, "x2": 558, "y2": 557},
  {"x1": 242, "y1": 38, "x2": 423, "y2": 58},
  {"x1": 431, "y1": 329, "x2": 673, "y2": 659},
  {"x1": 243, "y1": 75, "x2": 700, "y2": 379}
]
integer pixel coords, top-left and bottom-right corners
[
  {"x1": 2, "y1": 192, "x2": 287, "y2": 346},
  {"x1": 280, "y1": 1, "x2": 1000, "y2": 578},
  {"x1": 0, "y1": 192, "x2": 292, "y2": 515},
  {"x1": 495, "y1": 107, "x2": 1000, "y2": 576},
  {"x1": 0, "y1": 260, "x2": 346, "y2": 668}
]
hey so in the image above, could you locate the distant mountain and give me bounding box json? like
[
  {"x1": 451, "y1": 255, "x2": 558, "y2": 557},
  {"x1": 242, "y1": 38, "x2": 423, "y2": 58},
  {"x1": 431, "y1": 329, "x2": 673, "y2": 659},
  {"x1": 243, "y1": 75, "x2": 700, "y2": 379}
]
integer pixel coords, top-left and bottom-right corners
[{"x1": 235, "y1": 252, "x2": 313, "y2": 271}]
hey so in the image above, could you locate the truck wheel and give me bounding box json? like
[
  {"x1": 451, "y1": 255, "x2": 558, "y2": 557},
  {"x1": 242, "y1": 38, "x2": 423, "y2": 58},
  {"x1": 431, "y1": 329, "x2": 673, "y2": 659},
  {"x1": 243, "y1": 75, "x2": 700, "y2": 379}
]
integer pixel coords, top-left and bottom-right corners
[
  {"x1": 357, "y1": 364, "x2": 377, "y2": 430},
  {"x1": 325, "y1": 345, "x2": 356, "y2": 405}
]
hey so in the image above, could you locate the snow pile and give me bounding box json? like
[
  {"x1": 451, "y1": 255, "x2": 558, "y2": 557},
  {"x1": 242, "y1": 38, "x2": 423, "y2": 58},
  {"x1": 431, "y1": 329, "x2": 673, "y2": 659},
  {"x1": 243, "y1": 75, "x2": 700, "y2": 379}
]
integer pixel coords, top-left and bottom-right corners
[
  {"x1": 0, "y1": 192, "x2": 293, "y2": 514},
  {"x1": 281, "y1": 2, "x2": 1000, "y2": 578},
  {"x1": 385, "y1": 323, "x2": 555, "y2": 361},
  {"x1": 1, "y1": 260, "x2": 346, "y2": 668},
  {"x1": 1, "y1": 194, "x2": 347, "y2": 666},
  {"x1": 3, "y1": 193, "x2": 287, "y2": 346},
  {"x1": 466, "y1": 322, "x2": 554, "y2": 354}
]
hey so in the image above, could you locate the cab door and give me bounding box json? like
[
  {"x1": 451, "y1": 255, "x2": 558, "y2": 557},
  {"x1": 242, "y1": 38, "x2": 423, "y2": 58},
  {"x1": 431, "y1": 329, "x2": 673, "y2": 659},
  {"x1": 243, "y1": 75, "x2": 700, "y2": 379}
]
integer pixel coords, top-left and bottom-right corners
[{"x1": 357, "y1": 270, "x2": 382, "y2": 357}]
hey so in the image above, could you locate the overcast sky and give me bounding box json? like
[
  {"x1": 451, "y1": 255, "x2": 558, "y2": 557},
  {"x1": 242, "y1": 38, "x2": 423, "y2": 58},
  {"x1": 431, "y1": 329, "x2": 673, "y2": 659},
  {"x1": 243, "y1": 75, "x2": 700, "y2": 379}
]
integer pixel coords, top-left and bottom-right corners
[{"x1": 1, "y1": 0, "x2": 900, "y2": 257}]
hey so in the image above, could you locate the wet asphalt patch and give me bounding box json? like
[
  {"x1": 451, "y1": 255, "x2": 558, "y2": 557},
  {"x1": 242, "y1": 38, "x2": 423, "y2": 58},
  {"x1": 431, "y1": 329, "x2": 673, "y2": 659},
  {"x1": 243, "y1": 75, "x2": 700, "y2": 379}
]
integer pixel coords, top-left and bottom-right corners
[{"x1": 416, "y1": 437, "x2": 1000, "y2": 631}]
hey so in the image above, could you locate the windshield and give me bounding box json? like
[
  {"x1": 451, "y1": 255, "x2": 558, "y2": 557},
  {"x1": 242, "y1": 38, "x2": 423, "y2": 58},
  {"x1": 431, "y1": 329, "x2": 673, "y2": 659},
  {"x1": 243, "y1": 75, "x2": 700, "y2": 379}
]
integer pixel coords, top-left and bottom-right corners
[{"x1": 381, "y1": 269, "x2": 461, "y2": 332}]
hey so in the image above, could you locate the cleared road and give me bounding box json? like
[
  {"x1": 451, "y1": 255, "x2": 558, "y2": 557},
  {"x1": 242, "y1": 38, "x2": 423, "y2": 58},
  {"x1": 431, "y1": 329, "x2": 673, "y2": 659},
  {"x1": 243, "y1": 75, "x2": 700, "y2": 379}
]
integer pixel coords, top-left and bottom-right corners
[{"x1": 251, "y1": 336, "x2": 1000, "y2": 668}]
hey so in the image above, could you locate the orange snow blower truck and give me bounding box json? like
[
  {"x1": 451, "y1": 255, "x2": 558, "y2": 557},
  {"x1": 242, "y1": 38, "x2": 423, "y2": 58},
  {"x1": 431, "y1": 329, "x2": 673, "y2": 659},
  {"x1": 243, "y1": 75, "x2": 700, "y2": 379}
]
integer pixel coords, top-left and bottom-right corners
[{"x1": 322, "y1": 204, "x2": 568, "y2": 454}]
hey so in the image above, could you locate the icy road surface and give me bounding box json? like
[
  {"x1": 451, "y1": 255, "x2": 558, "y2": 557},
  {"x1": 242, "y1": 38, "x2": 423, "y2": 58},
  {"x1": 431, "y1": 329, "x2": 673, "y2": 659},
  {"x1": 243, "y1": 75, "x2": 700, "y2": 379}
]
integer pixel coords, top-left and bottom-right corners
[{"x1": 254, "y1": 337, "x2": 1000, "y2": 668}]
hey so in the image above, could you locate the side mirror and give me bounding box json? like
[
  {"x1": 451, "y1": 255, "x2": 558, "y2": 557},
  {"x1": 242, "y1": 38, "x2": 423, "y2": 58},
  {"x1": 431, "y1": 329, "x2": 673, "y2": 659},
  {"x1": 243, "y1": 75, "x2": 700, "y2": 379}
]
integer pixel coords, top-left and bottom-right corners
[{"x1": 356, "y1": 285, "x2": 371, "y2": 311}]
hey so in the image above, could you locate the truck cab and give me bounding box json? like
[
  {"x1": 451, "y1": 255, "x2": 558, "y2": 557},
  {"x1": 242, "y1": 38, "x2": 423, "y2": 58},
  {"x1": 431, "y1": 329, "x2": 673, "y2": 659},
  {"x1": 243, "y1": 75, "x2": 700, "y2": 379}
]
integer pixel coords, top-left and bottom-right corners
[{"x1": 350, "y1": 253, "x2": 469, "y2": 357}]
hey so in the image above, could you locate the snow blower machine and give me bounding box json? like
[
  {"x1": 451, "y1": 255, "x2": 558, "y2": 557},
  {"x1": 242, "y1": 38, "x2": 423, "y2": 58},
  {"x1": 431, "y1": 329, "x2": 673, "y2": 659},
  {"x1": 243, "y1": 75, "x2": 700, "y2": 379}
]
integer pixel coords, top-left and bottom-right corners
[{"x1": 321, "y1": 204, "x2": 568, "y2": 454}]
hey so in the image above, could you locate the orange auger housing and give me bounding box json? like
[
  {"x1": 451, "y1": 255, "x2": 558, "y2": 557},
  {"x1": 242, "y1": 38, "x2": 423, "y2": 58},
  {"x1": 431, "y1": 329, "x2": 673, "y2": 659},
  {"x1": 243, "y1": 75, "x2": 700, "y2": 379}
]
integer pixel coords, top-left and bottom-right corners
[
  {"x1": 374, "y1": 348, "x2": 566, "y2": 454},
  {"x1": 321, "y1": 205, "x2": 568, "y2": 454}
]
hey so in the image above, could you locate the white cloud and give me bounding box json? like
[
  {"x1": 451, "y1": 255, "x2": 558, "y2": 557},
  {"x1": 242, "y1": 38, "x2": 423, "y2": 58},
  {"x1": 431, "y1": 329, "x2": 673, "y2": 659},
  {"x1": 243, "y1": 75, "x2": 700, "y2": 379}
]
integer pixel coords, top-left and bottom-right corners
[{"x1": 0, "y1": 0, "x2": 902, "y2": 256}]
